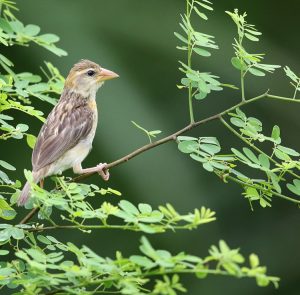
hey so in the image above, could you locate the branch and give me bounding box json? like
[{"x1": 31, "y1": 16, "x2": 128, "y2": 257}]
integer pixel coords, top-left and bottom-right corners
[
  {"x1": 19, "y1": 207, "x2": 40, "y2": 224},
  {"x1": 27, "y1": 223, "x2": 201, "y2": 232},
  {"x1": 76, "y1": 92, "x2": 282, "y2": 182},
  {"x1": 19, "y1": 92, "x2": 300, "y2": 224}
]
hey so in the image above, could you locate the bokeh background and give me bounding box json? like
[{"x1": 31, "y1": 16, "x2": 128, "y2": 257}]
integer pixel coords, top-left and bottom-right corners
[{"x1": 4, "y1": 0, "x2": 300, "y2": 294}]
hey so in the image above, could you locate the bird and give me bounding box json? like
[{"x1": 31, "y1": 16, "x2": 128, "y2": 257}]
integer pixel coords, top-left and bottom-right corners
[{"x1": 18, "y1": 59, "x2": 119, "y2": 206}]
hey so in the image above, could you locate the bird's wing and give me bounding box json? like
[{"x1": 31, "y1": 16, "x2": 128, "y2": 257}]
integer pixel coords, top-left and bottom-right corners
[{"x1": 32, "y1": 99, "x2": 94, "y2": 172}]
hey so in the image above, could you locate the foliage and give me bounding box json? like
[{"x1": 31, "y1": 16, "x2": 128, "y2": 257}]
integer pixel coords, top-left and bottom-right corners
[
  {"x1": 284, "y1": 66, "x2": 300, "y2": 99},
  {"x1": 1, "y1": 0, "x2": 299, "y2": 294},
  {"x1": 0, "y1": 236, "x2": 278, "y2": 294},
  {"x1": 0, "y1": 0, "x2": 65, "y2": 217}
]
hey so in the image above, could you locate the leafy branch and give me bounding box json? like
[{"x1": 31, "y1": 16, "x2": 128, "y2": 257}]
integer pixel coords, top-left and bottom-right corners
[
  {"x1": 284, "y1": 66, "x2": 300, "y2": 99},
  {"x1": 1, "y1": 235, "x2": 279, "y2": 294},
  {"x1": 226, "y1": 9, "x2": 280, "y2": 101},
  {"x1": 19, "y1": 91, "x2": 300, "y2": 225}
]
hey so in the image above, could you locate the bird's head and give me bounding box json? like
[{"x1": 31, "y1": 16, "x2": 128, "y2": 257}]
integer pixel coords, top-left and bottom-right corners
[{"x1": 64, "y1": 59, "x2": 119, "y2": 98}]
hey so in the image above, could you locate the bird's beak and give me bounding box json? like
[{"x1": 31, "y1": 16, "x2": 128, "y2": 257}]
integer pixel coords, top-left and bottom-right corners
[{"x1": 97, "y1": 68, "x2": 119, "y2": 82}]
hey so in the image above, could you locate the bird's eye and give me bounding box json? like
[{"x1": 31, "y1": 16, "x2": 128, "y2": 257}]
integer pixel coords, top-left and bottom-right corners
[{"x1": 87, "y1": 70, "x2": 95, "y2": 77}]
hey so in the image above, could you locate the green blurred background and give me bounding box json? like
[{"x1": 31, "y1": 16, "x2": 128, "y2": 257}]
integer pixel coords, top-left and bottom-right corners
[{"x1": 4, "y1": 0, "x2": 300, "y2": 294}]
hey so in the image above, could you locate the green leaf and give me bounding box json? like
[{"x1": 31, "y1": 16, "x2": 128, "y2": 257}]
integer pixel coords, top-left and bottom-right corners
[
  {"x1": 201, "y1": 137, "x2": 219, "y2": 145},
  {"x1": 195, "y1": 265, "x2": 208, "y2": 279},
  {"x1": 284, "y1": 66, "x2": 299, "y2": 83},
  {"x1": 198, "y1": 79, "x2": 209, "y2": 93},
  {"x1": 236, "y1": 108, "x2": 246, "y2": 119},
  {"x1": 119, "y1": 200, "x2": 139, "y2": 215},
  {"x1": 197, "y1": 1, "x2": 213, "y2": 11},
  {"x1": 260, "y1": 197, "x2": 271, "y2": 208},
  {"x1": 0, "y1": 250, "x2": 9, "y2": 255},
  {"x1": 174, "y1": 32, "x2": 188, "y2": 44},
  {"x1": 0, "y1": 18, "x2": 13, "y2": 33},
  {"x1": 16, "y1": 124, "x2": 29, "y2": 132},
  {"x1": 193, "y1": 7, "x2": 208, "y2": 20},
  {"x1": 193, "y1": 47, "x2": 211, "y2": 57},
  {"x1": 46, "y1": 235, "x2": 60, "y2": 244},
  {"x1": 187, "y1": 72, "x2": 200, "y2": 81},
  {"x1": 269, "y1": 172, "x2": 281, "y2": 194},
  {"x1": 231, "y1": 57, "x2": 247, "y2": 71},
  {"x1": 177, "y1": 136, "x2": 197, "y2": 141},
  {"x1": 274, "y1": 149, "x2": 290, "y2": 161},
  {"x1": 200, "y1": 143, "x2": 220, "y2": 155},
  {"x1": 203, "y1": 162, "x2": 214, "y2": 172},
  {"x1": 194, "y1": 92, "x2": 207, "y2": 100},
  {"x1": 40, "y1": 44, "x2": 67, "y2": 56},
  {"x1": 245, "y1": 33, "x2": 259, "y2": 42},
  {"x1": 24, "y1": 24, "x2": 40, "y2": 36},
  {"x1": 249, "y1": 253, "x2": 260, "y2": 268},
  {"x1": 138, "y1": 203, "x2": 152, "y2": 214},
  {"x1": 0, "y1": 114, "x2": 13, "y2": 121},
  {"x1": 230, "y1": 117, "x2": 245, "y2": 127},
  {"x1": 10, "y1": 20, "x2": 24, "y2": 33},
  {"x1": 277, "y1": 145, "x2": 299, "y2": 157},
  {"x1": 27, "y1": 83, "x2": 50, "y2": 93},
  {"x1": 17, "y1": 72, "x2": 42, "y2": 83},
  {"x1": 190, "y1": 153, "x2": 206, "y2": 163},
  {"x1": 139, "y1": 236, "x2": 157, "y2": 258},
  {"x1": 245, "y1": 187, "x2": 259, "y2": 200},
  {"x1": 0, "y1": 54, "x2": 13, "y2": 67},
  {"x1": 0, "y1": 228, "x2": 11, "y2": 241},
  {"x1": 245, "y1": 28, "x2": 262, "y2": 36},
  {"x1": 231, "y1": 148, "x2": 250, "y2": 163},
  {"x1": 287, "y1": 179, "x2": 300, "y2": 196},
  {"x1": 38, "y1": 33, "x2": 60, "y2": 43},
  {"x1": 26, "y1": 134, "x2": 37, "y2": 149},
  {"x1": 24, "y1": 169, "x2": 34, "y2": 182},
  {"x1": 211, "y1": 161, "x2": 228, "y2": 170},
  {"x1": 138, "y1": 223, "x2": 158, "y2": 234},
  {"x1": 0, "y1": 160, "x2": 15, "y2": 171},
  {"x1": 257, "y1": 276, "x2": 270, "y2": 287},
  {"x1": 248, "y1": 68, "x2": 266, "y2": 76},
  {"x1": 178, "y1": 140, "x2": 198, "y2": 153},
  {"x1": 37, "y1": 235, "x2": 52, "y2": 245},
  {"x1": 130, "y1": 255, "x2": 155, "y2": 268},
  {"x1": 138, "y1": 211, "x2": 164, "y2": 223},
  {"x1": 25, "y1": 248, "x2": 46, "y2": 263},
  {"x1": 11, "y1": 228, "x2": 24, "y2": 240},
  {"x1": 271, "y1": 125, "x2": 281, "y2": 144},
  {"x1": 148, "y1": 130, "x2": 162, "y2": 136},
  {"x1": 0, "y1": 199, "x2": 16, "y2": 220},
  {"x1": 258, "y1": 154, "x2": 270, "y2": 170},
  {"x1": 243, "y1": 148, "x2": 259, "y2": 164},
  {"x1": 0, "y1": 170, "x2": 10, "y2": 184}
]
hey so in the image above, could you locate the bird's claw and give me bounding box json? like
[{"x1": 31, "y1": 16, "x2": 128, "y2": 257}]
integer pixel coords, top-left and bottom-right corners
[{"x1": 96, "y1": 163, "x2": 110, "y2": 181}]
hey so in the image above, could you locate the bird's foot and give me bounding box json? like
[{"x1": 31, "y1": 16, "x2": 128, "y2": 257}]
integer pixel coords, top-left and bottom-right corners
[{"x1": 96, "y1": 163, "x2": 110, "y2": 181}]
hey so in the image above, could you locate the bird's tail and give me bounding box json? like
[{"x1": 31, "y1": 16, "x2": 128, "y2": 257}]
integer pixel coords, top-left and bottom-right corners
[
  {"x1": 18, "y1": 172, "x2": 41, "y2": 206},
  {"x1": 18, "y1": 181, "x2": 31, "y2": 206}
]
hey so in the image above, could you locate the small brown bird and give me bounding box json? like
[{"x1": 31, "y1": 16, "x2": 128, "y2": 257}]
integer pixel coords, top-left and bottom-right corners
[{"x1": 18, "y1": 59, "x2": 119, "y2": 206}]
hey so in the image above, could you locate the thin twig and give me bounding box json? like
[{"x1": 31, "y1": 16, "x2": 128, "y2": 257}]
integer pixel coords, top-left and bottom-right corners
[{"x1": 19, "y1": 207, "x2": 40, "y2": 224}]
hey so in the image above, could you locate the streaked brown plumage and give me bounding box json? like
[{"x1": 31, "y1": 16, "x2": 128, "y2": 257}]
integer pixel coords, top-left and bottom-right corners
[{"x1": 18, "y1": 59, "x2": 119, "y2": 206}]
